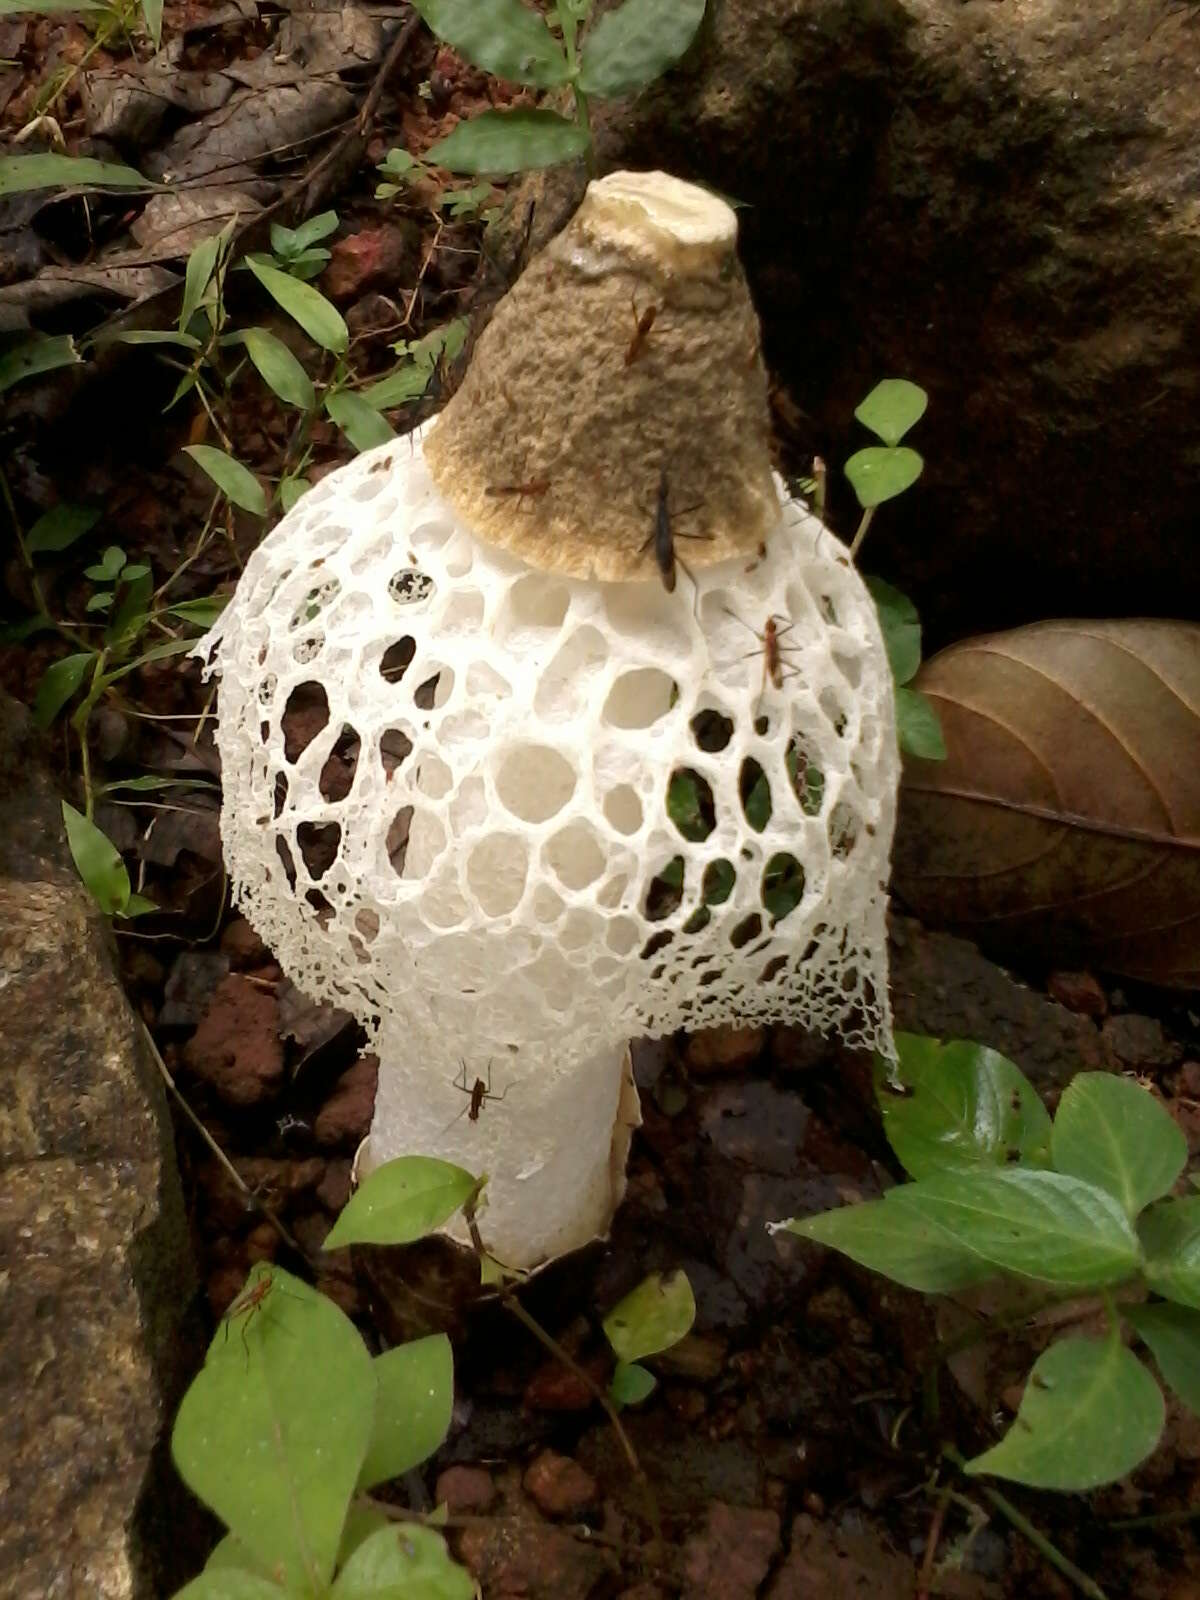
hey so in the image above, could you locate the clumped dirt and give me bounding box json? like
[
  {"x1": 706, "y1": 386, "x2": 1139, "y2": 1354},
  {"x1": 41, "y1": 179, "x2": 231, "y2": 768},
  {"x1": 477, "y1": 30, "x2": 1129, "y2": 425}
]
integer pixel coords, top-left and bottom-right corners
[{"x1": 4, "y1": 9, "x2": 1200, "y2": 1599}]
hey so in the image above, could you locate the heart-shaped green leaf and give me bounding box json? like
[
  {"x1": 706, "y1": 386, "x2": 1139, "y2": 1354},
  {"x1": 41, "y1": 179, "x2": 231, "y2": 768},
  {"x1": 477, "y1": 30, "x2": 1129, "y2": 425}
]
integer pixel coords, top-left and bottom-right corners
[
  {"x1": 1051, "y1": 1072, "x2": 1186, "y2": 1219},
  {"x1": 866, "y1": 576, "x2": 922, "y2": 685},
  {"x1": 895, "y1": 686, "x2": 947, "y2": 760},
  {"x1": 845, "y1": 445, "x2": 924, "y2": 509},
  {"x1": 1140, "y1": 1196, "x2": 1200, "y2": 1308},
  {"x1": 610, "y1": 1361, "x2": 657, "y2": 1407},
  {"x1": 324, "y1": 1157, "x2": 477, "y2": 1249},
  {"x1": 874, "y1": 1034, "x2": 1052, "y2": 1181},
  {"x1": 358, "y1": 1335, "x2": 454, "y2": 1489},
  {"x1": 330, "y1": 1524, "x2": 474, "y2": 1599},
  {"x1": 964, "y1": 1331, "x2": 1163, "y2": 1489},
  {"x1": 854, "y1": 379, "x2": 928, "y2": 446},
  {"x1": 171, "y1": 1265, "x2": 374, "y2": 1594},
  {"x1": 603, "y1": 1270, "x2": 696, "y2": 1363}
]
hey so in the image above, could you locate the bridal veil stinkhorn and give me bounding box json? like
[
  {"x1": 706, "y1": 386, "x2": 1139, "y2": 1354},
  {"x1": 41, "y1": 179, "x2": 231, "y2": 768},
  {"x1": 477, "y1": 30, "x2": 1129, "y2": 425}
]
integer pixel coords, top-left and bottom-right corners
[{"x1": 200, "y1": 171, "x2": 899, "y2": 1269}]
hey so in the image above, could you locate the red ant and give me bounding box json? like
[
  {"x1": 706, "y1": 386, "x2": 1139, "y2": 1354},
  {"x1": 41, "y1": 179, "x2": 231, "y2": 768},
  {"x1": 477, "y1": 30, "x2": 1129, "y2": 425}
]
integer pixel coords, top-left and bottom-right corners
[
  {"x1": 442, "y1": 1059, "x2": 508, "y2": 1132},
  {"x1": 640, "y1": 467, "x2": 710, "y2": 596},
  {"x1": 624, "y1": 296, "x2": 659, "y2": 365},
  {"x1": 486, "y1": 479, "x2": 550, "y2": 512},
  {"x1": 725, "y1": 610, "x2": 800, "y2": 696}
]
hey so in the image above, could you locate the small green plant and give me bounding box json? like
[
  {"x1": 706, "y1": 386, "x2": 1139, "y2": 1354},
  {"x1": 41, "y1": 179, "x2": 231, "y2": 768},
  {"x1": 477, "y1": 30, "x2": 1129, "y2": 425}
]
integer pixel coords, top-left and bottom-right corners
[
  {"x1": 169, "y1": 1262, "x2": 467, "y2": 1599},
  {"x1": 376, "y1": 149, "x2": 497, "y2": 223},
  {"x1": 407, "y1": 0, "x2": 705, "y2": 176},
  {"x1": 603, "y1": 1269, "x2": 696, "y2": 1407},
  {"x1": 866, "y1": 576, "x2": 947, "y2": 761},
  {"x1": 779, "y1": 1034, "x2": 1199, "y2": 1492},
  {"x1": 844, "y1": 377, "x2": 926, "y2": 557}
]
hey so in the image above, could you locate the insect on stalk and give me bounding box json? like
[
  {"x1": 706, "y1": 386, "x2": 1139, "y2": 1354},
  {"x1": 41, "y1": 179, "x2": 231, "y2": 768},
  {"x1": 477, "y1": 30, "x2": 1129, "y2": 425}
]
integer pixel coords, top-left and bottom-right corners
[
  {"x1": 640, "y1": 467, "x2": 710, "y2": 598},
  {"x1": 442, "y1": 1059, "x2": 508, "y2": 1133},
  {"x1": 485, "y1": 479, "x2": 551, "y2": 513},
  {"x1": 624, "y1": 296, "x2": 658, "y2": 366},
  {"x1": 222, "y1": 1270, "x2": 286, "y2": 1362},
  {"x1": 725, "y1": 609, "x2": 800, "y2": 697}
]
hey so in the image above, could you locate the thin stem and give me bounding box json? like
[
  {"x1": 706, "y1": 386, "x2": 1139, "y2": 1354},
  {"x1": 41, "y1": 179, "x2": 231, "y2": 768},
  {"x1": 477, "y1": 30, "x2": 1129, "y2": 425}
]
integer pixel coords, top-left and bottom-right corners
[
  {"x1": 1109, "y1": 1507, "x2": 1200, "y2": 1532},
  {"x1": 142, "y1": 1021, "x2": 307, "y2": 1259},
  {"x1": 917, "y1": 1484, "x2": 951, "y2": 1600},
  {"x1": 943, "y1": 1448, "x2": 1108, "y2": 1600},
  {"x1": 461, "y1": 1192, "x2": 662, "y2": 1556},
  {"x1": 848, "y1": 505, "x2": 875, "y2": 561}
]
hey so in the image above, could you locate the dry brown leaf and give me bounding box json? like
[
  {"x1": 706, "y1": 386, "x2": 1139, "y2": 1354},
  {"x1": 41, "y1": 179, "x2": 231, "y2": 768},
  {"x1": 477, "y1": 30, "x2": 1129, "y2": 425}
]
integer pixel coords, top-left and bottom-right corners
[{"x1": 892, "y1": 618, "x2": 1200, "y2": 987}]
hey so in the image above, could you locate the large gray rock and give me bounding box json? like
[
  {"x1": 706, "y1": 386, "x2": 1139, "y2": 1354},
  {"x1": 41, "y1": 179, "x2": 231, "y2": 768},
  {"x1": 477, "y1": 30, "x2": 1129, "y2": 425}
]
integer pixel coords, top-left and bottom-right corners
[
  {"x1": 0, "y1": 696, "x2": 200, "y2": 1599},
  {"x1": 587, "y1": 0, "x2": 1200, "y2": 641}
]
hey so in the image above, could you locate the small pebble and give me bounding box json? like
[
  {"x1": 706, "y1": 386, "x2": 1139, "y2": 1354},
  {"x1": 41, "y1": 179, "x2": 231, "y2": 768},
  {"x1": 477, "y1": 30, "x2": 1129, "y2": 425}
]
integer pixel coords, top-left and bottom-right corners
[
  {"x1": 522, "y1": 1449, "x2": 598, "y2": 1518},
  {"x1": 436, "y1": 1464, "x2": 496, "y2": 1515},
  {"x1": 1047, "y1": 969, "x2": 1107, "y2": 1019},
  {"x1": 685, "y1": 1025, "x2": 764, "y2": 1076}
]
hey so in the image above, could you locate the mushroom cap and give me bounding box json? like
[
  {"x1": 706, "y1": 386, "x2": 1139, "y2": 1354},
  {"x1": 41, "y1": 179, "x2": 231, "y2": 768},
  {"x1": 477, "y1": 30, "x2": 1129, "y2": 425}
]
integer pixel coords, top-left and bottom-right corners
[{"x1": 424, "y1": 169, "x2": 778, "y2": 581}]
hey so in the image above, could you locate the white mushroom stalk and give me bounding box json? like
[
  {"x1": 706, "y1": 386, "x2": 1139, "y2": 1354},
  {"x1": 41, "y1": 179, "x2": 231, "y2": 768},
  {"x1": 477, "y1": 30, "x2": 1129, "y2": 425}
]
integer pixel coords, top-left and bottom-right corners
[{"x1": 200, "y1": 172, "x2": 898, "y2": 1269}]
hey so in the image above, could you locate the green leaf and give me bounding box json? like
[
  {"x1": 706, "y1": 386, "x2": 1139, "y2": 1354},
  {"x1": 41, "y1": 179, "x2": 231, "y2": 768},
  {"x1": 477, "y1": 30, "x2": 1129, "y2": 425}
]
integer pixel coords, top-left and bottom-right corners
[
  {"x1": 330, "y1": 1524, "x2": 474, "y2": 1600},
  {"x1": 33, "y1": 652, "x2": 95, "y2": 727},
  {"x1": 61, "y1": 801, "x2": 132, "y2": 916},
  {"x1": 1124, "y1": 1302, "x2": 1200, "y2": 1417},
  {"x1": 140, "y1": 0, "x2": 161, "y2": 46},
  {"x1": 171, "y1": 1265, "x2": 375, "y2": 1595},
  {"x1": 168, "y1": 596, "x2": 228, "y2": 628},
  {"x1": 105, "y1": 569, "x2": 152, "y2": 648},
  {"x1": 895, "y1": 686, "x2": 947, "y2": 760},
  {"x1": 100, "y1": 775, "x2": 207, "y2": 795},
  {"x1": 854, "y1": 379, "x2": 928, "y2": 446},
  {"x1": 781, "y1": 1197, "x2": 992, "y2": 1294},
  {"x1": 0, "y1": 0, "x2": 105, "y2": 12},
  {"x1": 412, "y1": 0, "x2": 569, "y2": 87},
  {"x1": 578, "y1": 0, "x2": 705, "y2": 96},
  {"x1": 121, "y1": 563, "x2": 150, "y2": 582},
  {"x1": 1052, "y1": 1073, "x2": 1186, "y2": 1220},
  {"x1": 170, "y1": 1569, "x2": 287, "y2": 1600},
  {"x1": 845, "y1": 446, "x2": 924, "y2": 509},
  {"x1": 336, "y1": 1503, "x2": 392, "y2": 1569},
  {"x1": 0, "y1": 332, "x2": 81, "y2": 393},
  {"x1": 27, "y1": 503, "x2": 100, "y2": 555},
  {"x1": 182, "y1": 445, "x2": 267, "y2": 515},
  {"x1": 179, "y1": 231, "x2": 222, "y2": 334},
  {"x1": 86, "y1": 593, "x2": 114, "y2": 612},
  {"x1": 610, "y1": 1361, "x2": 656, "y2": 1407},
  {"x1": 246, "y1": 256, "x2": 348, "y2": 354},
  {"x1": 361, "y1": 364, "x2": 433, "y2": 409},
  {"x1": 273, "y1": 210, "x2": 339, "y2": 255},
  {"x1": 874, "y1": 1034, "x2": 1052, "y2": 1181},
  {"x1": 427, "y1": 109, "x2": 589, "y2": 175},
  {"x1": 865, "y1": 575, "x2": 921, "y2": 685},
  {"x1": 96, "y1": 329, "x2": 202, "y2": 348},
  {"x1": 0, "y1": 154, "x2": 152, "y2": 195},
  {"x1": 279, "y1": 477, "x2": 311, "y2": 513},
  {"x1": 603, "y1": 1270, "x2": 696, "y2": 1363},
  {"x1": 325, "y1": 392, "x2": 394, "y2": 452},
  {"x1": 358, "y1": 1335, "x2": 454, "y2": 1489},
  {"x1": 83, "y1": 544, "x2": 125, "y2": 581},
  {"x1": 964, "y1": 1331, "x2": 1164, "y2": 1490},
  {"x1": 323, "y1": 1157, "x2": 477, "y2": 1249},
  {"x1": 893, "y1": 1169, "x2": 1142, "y2": 1288},
  {"x1": 121, "y1": 892, "x2": 157, "y2": 918},
  {"x1": 1140, "y1": 1197, "x2": 1200, "y2": 1308},
  {"x1": 224, "y1": 327, "x2": 315, "y2": 410},
  {"x1": 201, "y1": 1532, "x2": 274, "y2": 1575}
]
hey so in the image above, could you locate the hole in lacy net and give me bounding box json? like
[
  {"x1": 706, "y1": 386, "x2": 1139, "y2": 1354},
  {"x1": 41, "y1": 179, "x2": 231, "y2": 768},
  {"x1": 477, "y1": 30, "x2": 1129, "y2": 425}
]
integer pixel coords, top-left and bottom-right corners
[
  {"x1": 467, "y1": 834, "x2": 529, "y2": 917},
  {"x1": 739, "y1": 758, "x2": 771, "y2": 832},
  {"x1": 730, "y1": 913, "x2": 762, "y2": 949},
  {"x1": 380, "y1": 637, "x2": 416, "y2": 683},
  {"x1": 682, "y1": 906, "x2": 710, "y2": 935},
  {"x1": 275, "y1": 835, "x2": 297, "y2": 891},
  {"x1": 820, "y1": 688, "x2": 848, "y2": 739},
  {"x1": 702, "y1": 859, "x2": 735, "y2": 905},
  {"x1": 495, "y1": 746, "x2": 575, "y2": 823},
  {"x1": 762, "y1": 852, "x2": 805, "y2": 922},
  {"x1": 602, "y1": 668, "x2": 676, "y2": 730},
  {"x1": 388, "y1": 569, "x2": 436, "y2": 607},
  {"x1": 760, "y1": 953, "x2": 789, "y2": 983},
  {"x1": 641, "y1": 929, "x2": 673, "y2": 960},
  {"x1": 386, "y1": 807, "x2": 413, "y2": 875},
  {"x1": 355, "y1": 908, "x2": 380, "y2": 942},
  {"x1": 305, "y1": 888, "x2": 334, "y2": 927},
  {"x1": 380, "y1": 728, "x2": 414, "y2": 777},
  {"x1": 643, "y1": 856, "x2": 684, "y2": 922},
  {"x1": 289, "y1": 577, "x2": 341, "y2": 630},
  {"x1": 666, "y1": 768, "x2": 715, "y2": 843},
  {"x1": 691, "y1": 708, "x2": 733, "y2": 752},
  {"x1": 501, "y1": 574, "x2": 570, "y2": 636},
  {"x1": 787, "y1": 738, "x2": 825, "y2": 816},
  {"x1": 282, "y1": 683, "x2": 330, "y2": 763},
  {"x1": 319, "y1": 726, "x2": 360, "y2": 801},
  {"x1": 414, "y1": 668, "x2": 452, "y2": 710},
  {"x1": 273, "y1": 773, "x2": 288, "y2": 819},
  {"x1": 829, "y1": 801, "x2": 860, "y2": 859},
  {"x1": 297, "y1": 821, "x2": 341, "y2": 881},
  {"x1": 602, "y1": 784, "x2": 642, "y2": 836},
  {"x1": 546, "y1": 819, "x2": 605, "y2": 889}
]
